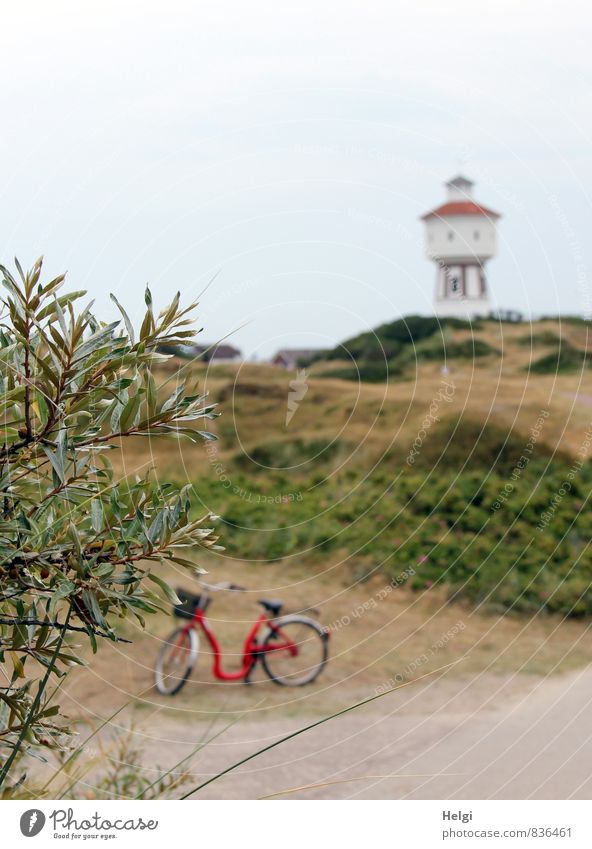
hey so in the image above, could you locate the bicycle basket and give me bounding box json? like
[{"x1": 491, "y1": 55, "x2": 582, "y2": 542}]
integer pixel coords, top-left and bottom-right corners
[{"x1": 173, "y1": 588, "x2": 204, "y2": 620}]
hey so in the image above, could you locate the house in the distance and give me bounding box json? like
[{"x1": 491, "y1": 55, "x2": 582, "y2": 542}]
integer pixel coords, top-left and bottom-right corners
[
  {"x1": 194, "y1": 343, "x2": 242, "y2": 364},
  {"x1": 160, "y1": 342, "x2": 242, "y2": 363},
  {"x1": 271, "y1": 348, "x2": 326, "y2": 369}
]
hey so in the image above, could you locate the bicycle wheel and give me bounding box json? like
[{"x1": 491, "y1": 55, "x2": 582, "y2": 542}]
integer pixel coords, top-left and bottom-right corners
[
  {"x1": 154, "y1": 627, "x2": 199, "y2": 695},
  {"x1": 261, "y1": 615, "x2": 328, "y2": 686}
]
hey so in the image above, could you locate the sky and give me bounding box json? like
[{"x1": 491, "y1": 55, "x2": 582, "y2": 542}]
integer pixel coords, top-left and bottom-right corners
[{"x1": 0, "y1": 1, "x2": 591, "y2": 358}]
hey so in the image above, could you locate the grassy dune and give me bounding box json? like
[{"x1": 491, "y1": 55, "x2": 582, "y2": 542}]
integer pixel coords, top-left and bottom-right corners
[
  {"x1": 57, "y1": 318, "x2": 592, "y2": 727},
  {"x1": 112, "y1": 318, "x2": 592, "y2": 619}
]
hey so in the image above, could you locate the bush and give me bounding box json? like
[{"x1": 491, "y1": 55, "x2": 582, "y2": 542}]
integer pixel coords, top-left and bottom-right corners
[
  {"x1": 314, "y1": 315, "x2": 495, "y2": 382},
  {"x1": 234, "y1": 438, "x2": 343, "y2": 470},
  {"x1": 315, "y1": 315, "x2": 478, "y2": 364},
  {"x1": 529, "y1": 342, "x2": 589, "y2": 374},
  {"x1": 538, "y1": 315, "x2": 591, "y2": 326},
  {"x1": 517, "y1": 331, "x2": 561, "y2": 347},
  {"x1": 0, "y1": 259, "x2": 221, "y2": 792},
  {"x1": 394, "y1": 336, "x2": 498, "y2": 368},
  {"x1": 318, "y1": 361, "x2": 405, "y2": 383},
  {"x1": 199, "y1": 419, "x2": 592, "y2": 619}
]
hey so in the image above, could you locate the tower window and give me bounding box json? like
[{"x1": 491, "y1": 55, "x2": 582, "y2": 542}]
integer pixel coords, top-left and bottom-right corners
[
  {"x1": 450, "y1": 277, "x2": 460, "y2": 293},
  {"x1": 448, "y1": 231, "x2": 454, "y2": 241},
  {"x1": 474, "y1": 230, "x2": 480, "y2": 240}
]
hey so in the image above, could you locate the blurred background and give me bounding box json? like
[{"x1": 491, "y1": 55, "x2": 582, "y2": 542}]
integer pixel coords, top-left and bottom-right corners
[
  {"x1": 0, "y1": 1, "x2": 591, "y2": 356},
  {"x1": 4, "y1": 0, "x2": 592, "y2": 801}
]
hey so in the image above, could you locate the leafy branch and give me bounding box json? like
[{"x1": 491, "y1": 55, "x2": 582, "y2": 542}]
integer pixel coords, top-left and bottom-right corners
[{"x1": 0, "y1": 258, "x2": 222, "y2": 789}]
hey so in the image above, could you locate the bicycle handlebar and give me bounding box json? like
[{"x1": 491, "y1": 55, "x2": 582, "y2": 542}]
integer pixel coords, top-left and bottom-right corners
[{"x1": 198, "y1": 581, "x2": 246, "y2": 592}]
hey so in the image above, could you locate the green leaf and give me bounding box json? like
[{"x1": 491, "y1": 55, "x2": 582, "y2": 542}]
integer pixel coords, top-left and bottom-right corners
[
  {"x1": 145, "y1": 371, "x2": 157, "y2": 417},
  {"x1": 110, "y1": 294, "x2": 135, "y2": 345},
  {"x1": 119, "y1": 393, "x2": 143, "y2": 432},
  {"x1": 34, "y1": 390, "x2": 49, "y2": 427},
  {"x1": 49, "y1": 580, "x2": 76, "y2": 615},
  {"x1": 87, "y1": 628, "x2": 98, "y2": 654},
  {"x1": 37, "y1": 705, "x2": 60, "y2": 719},
  {"x1": 169, "y1": 555, "x2": 206, "y2": 573},
  {"x1": 161, "y1": 291, "x2": 181, "y2": 326},
  {"x1": 81, "y1": 589, "x2": 107, "y2": 629},
  {"x1": 37, "y1": 291, "x2": 86, "y2": 321},
  {"x1": 9, "y1": 652, "x2": 25, "y2": 679},
  {"x1": 90, "y1": 499, "x2": 104, "y2": 533},
  {"x1": 146, "y1": 572, "x2": 181, "y2": 604},
  {"x1": 139, "y1": 310, "x2": 153, "y2": 342},
  {"x1": 42, "y1": 445, "x2": 65, "y2": 484}
]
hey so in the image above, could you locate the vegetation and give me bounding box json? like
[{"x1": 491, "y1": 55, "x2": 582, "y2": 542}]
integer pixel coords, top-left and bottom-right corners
[
  {"x1": 312, "y1": 315, "x2": 477, "y2": 363},
  {"x1": 0, "y1": 259, "x2": 221, "y2": 793},
  {"x1": 304, "y1": 312, "x2": 592, "y2": 382},
  {"x1": 159, "y1": 312, "x2": 592, "y2": 622},
  {"x1": 309, "y1": 315, "x2": 500, "y2": 382},
  {"x1": 182, "y1": 417, "x2": 592, "y2": 617},
  {"x1": 538, "y1": 315, "x2": 592, "y2": 326},
  {"x1": 517, "y1": 330, "x2": 561, "y2": 347},
  {"x1": 318, "y1": 361, "x2": 406, "y2": 383},
  {"x1": 529, "y1": 341, "x2": 589, "y2": 374},
  {"x1": 3, "y1": 278, "x2": 591, "y2": 796}
]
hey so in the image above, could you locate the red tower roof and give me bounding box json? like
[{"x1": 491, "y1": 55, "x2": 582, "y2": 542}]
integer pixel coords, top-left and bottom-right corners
[{"x1": 421, "y1": 200, "x2": 501, "y2": 220}]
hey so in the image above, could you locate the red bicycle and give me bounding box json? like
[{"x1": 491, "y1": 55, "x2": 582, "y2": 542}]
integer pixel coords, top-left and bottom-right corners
[{"x1": 154, "y1": 582, "x2": 329, "y2": 695}]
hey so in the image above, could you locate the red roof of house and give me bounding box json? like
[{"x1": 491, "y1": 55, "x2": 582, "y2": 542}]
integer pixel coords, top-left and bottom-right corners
[{"x1": 421, "y1": 200, "x2": 501, "y2": 220}]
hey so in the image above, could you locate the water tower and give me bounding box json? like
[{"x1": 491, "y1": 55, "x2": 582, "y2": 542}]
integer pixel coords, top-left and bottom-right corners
[{"x1": 421, "y1": 175, "x2": 500, "y2": 319}]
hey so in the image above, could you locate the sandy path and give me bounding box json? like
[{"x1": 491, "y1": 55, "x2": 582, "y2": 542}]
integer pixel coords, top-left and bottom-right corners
[{"x1": 101, "y1": 666, "x2": 592, "y2": 800}]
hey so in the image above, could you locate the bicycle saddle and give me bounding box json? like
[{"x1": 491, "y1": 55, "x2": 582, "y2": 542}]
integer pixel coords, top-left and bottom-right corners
[{"x1": 258, "y1": 598, "x2": 283, "y2": 616}]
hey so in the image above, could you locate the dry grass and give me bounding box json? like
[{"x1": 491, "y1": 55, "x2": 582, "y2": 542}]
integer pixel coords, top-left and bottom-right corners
[{"x1": 116, "y1": 319, "x2": 592, "y2": 483}]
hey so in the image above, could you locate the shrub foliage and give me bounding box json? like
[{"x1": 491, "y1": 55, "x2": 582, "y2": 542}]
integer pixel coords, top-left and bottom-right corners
[
  {"x1": 195, "y1": 420, "x2": 592, "y2": 617},
  {"x1": 310, "y1": 315, "x2": 494, "y2": 382},
  {"x1": 0, "y1": 259, "x2": 220, "y2": 790}
]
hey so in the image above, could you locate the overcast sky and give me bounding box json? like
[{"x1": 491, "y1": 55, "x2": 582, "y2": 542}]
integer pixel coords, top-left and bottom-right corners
[{"x1": 1, "y1": 1, "x2": 591, "y2": 357}]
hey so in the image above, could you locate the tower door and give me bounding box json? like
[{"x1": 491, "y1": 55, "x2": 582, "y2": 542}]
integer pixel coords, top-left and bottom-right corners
[{"x1": 446, "y1": 266, "x2": 465, "y2": 297}]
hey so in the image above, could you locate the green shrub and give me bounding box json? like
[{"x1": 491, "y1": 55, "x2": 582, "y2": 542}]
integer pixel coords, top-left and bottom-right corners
[
  {"x1": 315, "y1": 315, "x2": 496, "y2": 382},
  {"x1": 233, "y1": 438, "x2": 343, "y2": 470},
  {"x1": 315, "y1": 315, "x2": 478, "y2": 364},
  {"x1": 529, "y1": 342, "x2": 589, "y2": 374},
  {"x1": 318, "y1": 361, "x2": 405, "y2": 383},
  {"x1": 517, "y1": 330, "x2": 561, "y2": 347},
  {"x1": 0, "y1": 259, "x2": 221, "y2": 792},
  {"x1": 538, "y1": 315, "x2": 591, "y2": 326},
  {"x1": 197, "y1": 419, "x2": 592, "y2": 619},
  {"x1": 394, "y1": 336, "x2": 498, "y2": 368}
]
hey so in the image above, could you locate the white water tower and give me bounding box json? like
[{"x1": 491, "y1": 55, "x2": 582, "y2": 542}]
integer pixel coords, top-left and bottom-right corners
[{"x1": 421, "y1": 175, "x2": 500, "y2": 319}]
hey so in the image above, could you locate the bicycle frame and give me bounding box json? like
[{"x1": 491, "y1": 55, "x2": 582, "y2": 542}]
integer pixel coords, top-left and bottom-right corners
[{"x1": 175, "y1": 608, "x2": 298, "y2": 681}]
